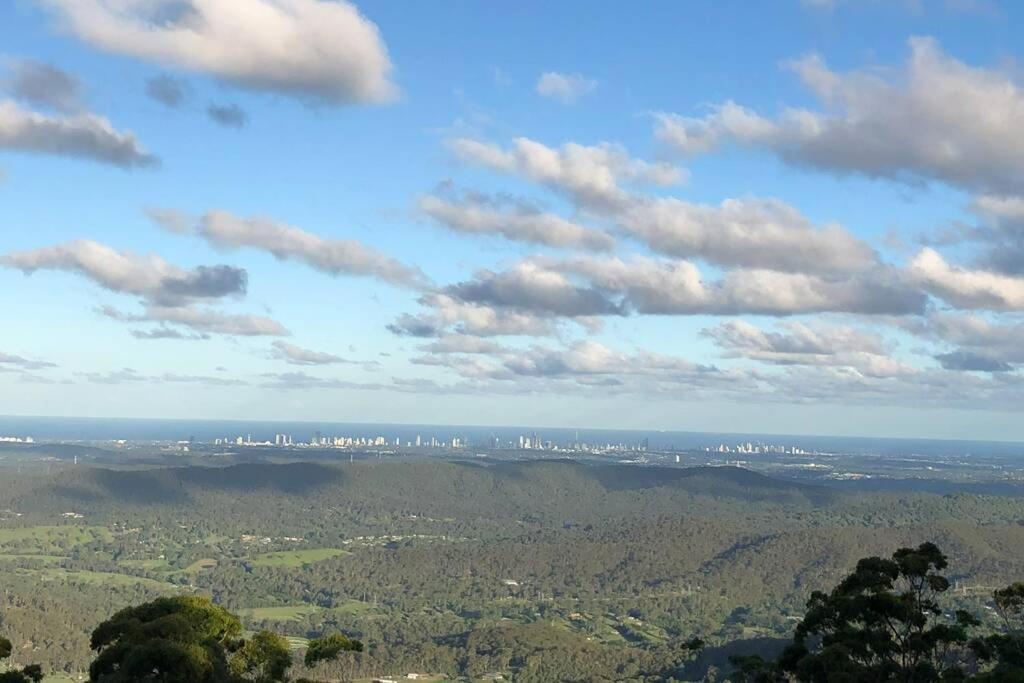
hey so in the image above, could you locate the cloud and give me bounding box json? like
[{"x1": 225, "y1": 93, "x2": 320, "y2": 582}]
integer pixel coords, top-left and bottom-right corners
[
  {"x1": 898, "y1": 312, "x2": 1024, "y2": 367},
  {"x1": 145, "y1": 74, "x2": 188, "y2": 108},
  {"x1": 388, "y1": 293, "x2": 558, "y2": 338},
  {"x1": 909, "y1": 247, "x2": 1024, "y2": 310},
  {"x1": 206, "y1": 102, "x2": 247, "y2": 128},
  {"x1": 536, "y1": 72, "x2": 597, "y2": 104},
  {"x1": 144, "y1": 206, "x2": 192, "y2": 234},
  {"x1": 77, "y1": 367, "x2": 247, "y2": 385},
  {"x1": 617, "y1": 196, "x2": 877, "y2": 273},
  {"x1": 42, "y1": 0, "x2": 397, "y2": 105},
  {"x1": 446, "y1": 257, "x2": 925, "y2": 318},
  {"x1": 655, "y1": 38, "x2": 1024, "y2": 194},
  {"x1": 99, "y1": 304, "x2": 290, "y2": 337},
  {"x1": 130, "y1": 327, "x2": 210, "y2": 340},
  {"x1": 3, "y1": 240, "x2": 247, "y2": 306},
  {"x1": 448, "y1": 136, "x2": 684, "y2": 208},
  {"x1": 419, "y1": 192, "x2": 615, "y2": 251},
  {"x1": 446, "y1": 262, "x2": 625, "y2": 317},
  {"x1": 934, "y1": 350, "x2": 1013, "y2": 372},
  {"x1": 419, "y1": 335, "x2": 507, "y2": 355},
  {"x1": 0, "y1": 99, "x2": 155, "y2": 167},
  {"x1": 0, "y1": 352, "x2": 57, "y2": 371},
  {"x1": 963, "y1": 194, "x2": 1024, "y2": 274},
  {"x1": 270, "y1": 340, "x2": 369, "y2": 366},
  {"x1": 155, "y1": 209, "x2": 429, "y2": 289},
  {"x1": 702, "y1": 320, "x2": 908, "y2": 378},
  {"x1": 5, "y1": 59, "x2": 82, "y2": 112}
]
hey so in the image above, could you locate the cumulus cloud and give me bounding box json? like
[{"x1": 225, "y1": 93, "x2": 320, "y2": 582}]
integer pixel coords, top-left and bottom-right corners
[
  {"x1": 206, "y1": 102, "x2": 247, "y2": 128},
  {"x1": 387, "y1": 293, "x2": 558, "y2": 338},
  {"x1": 0, "y1": 99, "x2": 155, "y2": 167},
  {"x1": 445, "y1": 257, "x2": 925, "y2": 318},
  {"x1": 446, "y1": 262, "x2": 626, "y2": 317},
  {"x1": 419, "y1": 192, "x2": 614, "y2": 251},
  {"x1": 3, "y1": 240, "x2": 247, "y2": 306},
  {"x1": 909, "y1": 247, "x2": 1024, "y2": 310},
  {"x1": 154, "y1": 209, "x2": 429, "y2": 289},
  {"x1": 448, "y1": 136, "x2": 684, "y2": 208},
  {"x1": 536, "y1": 72, "x2": 597, "y2": 104},
  {"x1": 702, "y1": 320, "x2": 909, "y2": 378},
  {"x1": 617, "y1": 196, "x2": 877, "y2": 273},
  {"x1": 655, "y1": 38, "x2": 1024, "y2": 194},
  {"x1": 145, "y1": 74, "x2": 188, "y2": 108},
  {"x1": 5, "y1": 59, "x2": 82, "y2": 112},
  {"x1": 899, "y1": 312, "x2": 1024, "y2": 368},
  {"x1": 42, "y1": 0, "x2": 397, "y2": 105}
]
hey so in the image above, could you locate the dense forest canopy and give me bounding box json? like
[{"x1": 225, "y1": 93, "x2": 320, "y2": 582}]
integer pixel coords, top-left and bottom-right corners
[{"x1": 3, "y1": 459, "x2": 1024, "y2": 681}]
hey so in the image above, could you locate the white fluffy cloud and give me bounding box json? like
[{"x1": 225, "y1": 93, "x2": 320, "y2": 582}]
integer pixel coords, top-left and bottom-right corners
[
  {"x1": 702, "y1": 320, "x2": 909, "y2": 378},
  {"x1": 151, "y1": 209, "x2": 429, "y2": 289},
  {"x1": 100, "y1": 304, "x2": 289, "y2": 337},
  {"x1": 0, "y1": 99, "x2": 154, "y2": 167},
  {"x1": 909, "y1": 247, "x2": 1024, "y2": 310},
  {"x1": 40, "y1": 0, "x2": 397, "y2": 105},
  {"x1": 617, "y1": 196, "x2": 877, "y2": 273},
  {"x1": 2, "y1": 239, "x2": 246, "y2": 306},
  {"x1": 449, "y1": 136, "x2": 684, "y2": 207},
  {"x1": 419, "y1": 193, "x2": 614, "y2": 251},
  {"x1": 536, "y1": 72, "x2": 597, "y2": 104},
  {"x1": 656, "y1": 38, "x2": 1024, "y2": 194},
  {"x1": 445, "y1": 256, "x2": 925, "y2": 318}
]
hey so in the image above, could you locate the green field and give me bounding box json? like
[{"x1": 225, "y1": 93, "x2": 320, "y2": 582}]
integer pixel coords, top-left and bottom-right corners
[
  {"x1": 0, "y1": 553, "x2": 66, "y2": 565},
  {"x1": 184, "y1": 557, "x2": 218, "y2": 572},
  {"x1": 249, "y1": 548, "x2": 348, "y2": 567},
  {"x1": 30, "y1": 567, "x2": 178, "y2": 591},
  {"x1": 0, "y1": 524, "x2": 112, "y2": 553}
]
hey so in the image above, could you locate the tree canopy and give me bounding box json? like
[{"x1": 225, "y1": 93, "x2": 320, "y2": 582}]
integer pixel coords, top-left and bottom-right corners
[
  {"x1": 0, "y1": 636, "x2": 43, "y2": 683},
  {"x1": 85, "y1": 596, "x2": 363, "y2": 683}
]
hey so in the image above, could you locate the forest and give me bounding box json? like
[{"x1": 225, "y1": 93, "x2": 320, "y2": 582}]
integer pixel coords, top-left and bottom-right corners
[{"x1": 3, "y1": 458, "x2": 1024, "y2": 681}]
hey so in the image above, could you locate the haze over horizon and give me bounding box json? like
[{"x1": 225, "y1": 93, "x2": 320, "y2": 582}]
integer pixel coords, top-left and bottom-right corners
[{"x1": 6, "y1": 0, "x2": 1024, "y2": 440}]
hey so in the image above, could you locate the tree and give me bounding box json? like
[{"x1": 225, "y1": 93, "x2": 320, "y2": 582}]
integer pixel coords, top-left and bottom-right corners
[
  {"x1": 229, "y1": 631, "x2": 292, "y2": 683},
  {"x1": 777, "y1": 542, "x2": 976, "y2": 682},
  {"x1": 88, "y1": 595, "x2": 242, "y2": 682},
  {"x1": 302, "y1": 634, "x2": 363, "y2": 669},
  {"x1": 969, "y1": 582, "x2": 1024, "y2": 681},
  {"x1": 0, "y1": 636, "x2": 44, "y2": 683}
]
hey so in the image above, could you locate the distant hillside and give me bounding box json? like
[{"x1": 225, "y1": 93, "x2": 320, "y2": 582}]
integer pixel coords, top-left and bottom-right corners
[{"x1": 15, "y1": 459, "x2": 841, "y2": 516}]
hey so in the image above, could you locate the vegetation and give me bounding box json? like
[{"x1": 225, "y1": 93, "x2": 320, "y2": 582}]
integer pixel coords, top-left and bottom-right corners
[
  {"x1": 727, "y1": 543, "x2": 1024, "y2": 682},
  {"x1": 5, "y1": 460, "x2": 1024, "y2": 679},
  {"x1": 0, "y1": 635, "x2": 42, "y2": 683}
]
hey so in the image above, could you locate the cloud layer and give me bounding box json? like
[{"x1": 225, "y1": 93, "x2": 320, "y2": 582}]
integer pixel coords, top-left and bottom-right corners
[{"x1": 43, "y1": 0, "x2": 397, "y2": 105}]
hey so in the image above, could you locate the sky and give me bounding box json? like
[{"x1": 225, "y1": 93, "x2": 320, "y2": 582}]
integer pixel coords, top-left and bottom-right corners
[{"x1": 3, "y1": 0, "x2": 1024, "y2": 440}]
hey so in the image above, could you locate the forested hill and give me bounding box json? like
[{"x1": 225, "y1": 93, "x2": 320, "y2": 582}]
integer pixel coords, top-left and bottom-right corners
[
  {"x1": 5, "y1": 460, "x2": 1024, "y2": 680},
  {"x1": 6, "y1": 459, "x2": 840, "y2": 515}
]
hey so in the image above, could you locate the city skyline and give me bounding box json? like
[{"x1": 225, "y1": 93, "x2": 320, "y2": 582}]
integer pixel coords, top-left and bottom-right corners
[{"x1": 5, "y1": 1, "x2": 1024, "y2": 440}]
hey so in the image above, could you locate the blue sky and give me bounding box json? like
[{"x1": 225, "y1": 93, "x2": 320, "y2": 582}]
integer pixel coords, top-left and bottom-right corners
[{"x1": 3, "y1": 0, "x2": 1024, "y2": 439}]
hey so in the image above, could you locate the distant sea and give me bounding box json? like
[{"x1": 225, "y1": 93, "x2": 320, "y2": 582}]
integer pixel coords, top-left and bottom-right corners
[{"x1": 1, "y1": 415, "x2": 1023, "y2": 459}]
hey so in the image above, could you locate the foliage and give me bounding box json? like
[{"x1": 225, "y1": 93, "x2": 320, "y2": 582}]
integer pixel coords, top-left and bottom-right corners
[
  {"x1": 88, "y1": 595, "x2": 242, "y2": 682},
  {"x1": 0, "y1": 635, "x2": 43, "y2": 683},
  {"x1": 777, "y1": 542, "x2": 976, "y2": 681},
  {"x1": 969, "y1": 582, "x2": 1024, "y2": 681},
  {"x1": 303, "y1": 634, "x2": 363, "y2": 668},
  {"x1": 228, "y1": 631, "x2": 291, "y2": 682}
]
